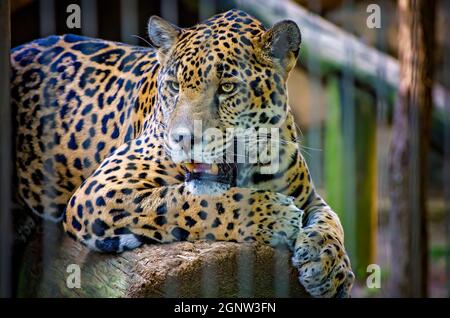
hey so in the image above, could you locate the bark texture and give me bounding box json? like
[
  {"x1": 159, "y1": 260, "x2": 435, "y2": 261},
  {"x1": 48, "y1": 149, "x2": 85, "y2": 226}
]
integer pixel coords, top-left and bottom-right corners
[
  {"x1": 389, "y1": 0, "x2": 435, "y2": 297},
  {"x1": 17, "y1": 223, "x2": 308, "y2": 298}
]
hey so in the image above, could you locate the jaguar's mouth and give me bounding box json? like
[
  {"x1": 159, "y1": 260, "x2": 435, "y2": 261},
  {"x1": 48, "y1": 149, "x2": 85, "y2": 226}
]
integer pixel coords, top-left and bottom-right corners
[{"x1": 183, "y1": 163, "x2": 237, "y2": 186}]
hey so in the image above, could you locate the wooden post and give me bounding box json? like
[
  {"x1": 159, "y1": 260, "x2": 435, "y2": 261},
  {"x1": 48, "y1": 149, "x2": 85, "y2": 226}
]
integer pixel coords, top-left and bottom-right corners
[
  {"x1": 0, "y1": 0, "x2": 12, "y2": 298},
  {"x1": 389, "y1": 0, "x2": 436, "y2": 297}
]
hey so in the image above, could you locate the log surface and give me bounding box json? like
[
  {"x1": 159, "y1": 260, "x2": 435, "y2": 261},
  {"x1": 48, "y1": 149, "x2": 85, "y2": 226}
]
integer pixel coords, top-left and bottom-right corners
[{"x1": 18, "y1": 223, "x2": 309, "y2": 298}]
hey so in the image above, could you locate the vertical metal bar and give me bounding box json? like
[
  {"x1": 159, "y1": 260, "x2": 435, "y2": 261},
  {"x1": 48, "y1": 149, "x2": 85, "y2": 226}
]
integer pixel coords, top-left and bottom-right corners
[
  {"x1": 444, "y1": 84, "x2": 450, "y2": 298},
  {"x1": 164, "y1": 274, "x2": 180, "y2": 297},
  {"x1": 305, "y1": 0, "x2": 323, "y2": 189},
  {"x1": 237, "y1": 246, "x2": 254, "y2": 297},
  {"x1": 230, "y1": 0, "x2": 255, "y2": 296},
  {"x1": 223, "y1": 0, "x2": 256, "y2": 296},
  {"x1": 201, "y1": 262, "x2": 218, "y2": 297},
  {"x1": 161, "y1": 0, "x2": 179, "y2": 296},
  {"x1": 199, "y1": 0, "x2": 217, "y2": 21},
  {"x1": 39, "y1": 0, "x2": 59, "y2": 292},
  {"x1": 39, "y1": 0, "x2": 56, "y2": 36},
  {"x1": 442, "y1": 0, "x2": 450, "y2": 299},
  {"x1": 81, "y1": 0, "x2": 98, "y2": 37},
  {"x1": 374, "y1": 0, "x2": 389, "y2": 277},
  {"x1": 274, "y1": 246, "x2": 289, "y2": 297},
  {"x1": 120, "y1": 0, "x2": 139, "y2": 45},
  {"x1": 0, "y1": 0, "x2": 12, "y2": 298},
  {"x1": 196, "y1": 0, "x2": 225, "y2": 296},
  {"x1": 341, "y1": 0, "x2": 357, "y2": 272},
  {"x1": 160, "y1": 0, "x2": 178, "y2": 25}
]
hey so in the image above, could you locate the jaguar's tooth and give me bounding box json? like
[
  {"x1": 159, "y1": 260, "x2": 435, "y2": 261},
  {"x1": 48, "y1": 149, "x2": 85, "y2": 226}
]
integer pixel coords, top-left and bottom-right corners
[
  {"x1": 210, "y1": 164, "x2": 219, "y2": 175},
  {"x1": 184, "y1": 163, "x2": 220, "y2": 175}
]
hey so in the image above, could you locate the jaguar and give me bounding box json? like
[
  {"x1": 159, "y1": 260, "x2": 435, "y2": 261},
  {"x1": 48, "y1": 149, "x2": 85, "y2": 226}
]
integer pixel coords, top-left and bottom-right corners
[{"x1": 11, "y1": 9, "x2": 354, "y2": 297}]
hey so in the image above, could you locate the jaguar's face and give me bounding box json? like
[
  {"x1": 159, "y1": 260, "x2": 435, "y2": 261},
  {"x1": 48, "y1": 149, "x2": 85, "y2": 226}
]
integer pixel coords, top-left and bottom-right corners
[{"x1": 148, "y1": 10, "x2": 301, "y2": 190}]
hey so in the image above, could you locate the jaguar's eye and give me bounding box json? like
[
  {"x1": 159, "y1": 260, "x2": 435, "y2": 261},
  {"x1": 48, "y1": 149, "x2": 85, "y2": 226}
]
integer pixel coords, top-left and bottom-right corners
[
  {"x1": 167, "y1": 81, "x2": 180, "y2": 93},
  {"x1": 219, "y1": 83, "x2": 237, "y2": 94}
]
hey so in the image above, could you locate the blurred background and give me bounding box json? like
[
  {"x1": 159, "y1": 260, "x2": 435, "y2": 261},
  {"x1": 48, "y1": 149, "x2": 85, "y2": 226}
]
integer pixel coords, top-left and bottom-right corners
[{"x1": 3, "y1": 0, "x2": 450, "y2": 297}]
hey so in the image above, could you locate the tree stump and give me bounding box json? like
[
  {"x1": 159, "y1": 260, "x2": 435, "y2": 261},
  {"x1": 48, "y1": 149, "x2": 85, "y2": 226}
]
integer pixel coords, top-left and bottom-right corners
[{"x1": 17, "y1": 222, "x2": 309, "y2": 298}]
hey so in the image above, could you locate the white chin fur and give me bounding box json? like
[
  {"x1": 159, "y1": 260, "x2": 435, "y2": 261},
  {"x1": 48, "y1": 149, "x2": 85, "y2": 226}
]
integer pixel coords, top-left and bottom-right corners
[{"x1": 185, "y1": 180, "x2": 230, "y2": 195}]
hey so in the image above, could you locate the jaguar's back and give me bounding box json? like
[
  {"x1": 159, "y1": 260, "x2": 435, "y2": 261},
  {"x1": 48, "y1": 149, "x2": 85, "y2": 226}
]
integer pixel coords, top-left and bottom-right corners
[{"x1": 11, "y1": 34, "x2": 159, "y2": 220}]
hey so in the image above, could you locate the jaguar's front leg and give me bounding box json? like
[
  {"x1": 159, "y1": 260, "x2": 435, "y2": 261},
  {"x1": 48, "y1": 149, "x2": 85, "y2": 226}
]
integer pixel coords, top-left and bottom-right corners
[
  {"x1": 63, "y1": 143, "x2": 303, "y2": 252},
  {"x1": 64, "y1": 184, "x2": 302, "y2": 252},
  {"x1": 293, "y1": 192, "x2": 355, "y2": 298}
]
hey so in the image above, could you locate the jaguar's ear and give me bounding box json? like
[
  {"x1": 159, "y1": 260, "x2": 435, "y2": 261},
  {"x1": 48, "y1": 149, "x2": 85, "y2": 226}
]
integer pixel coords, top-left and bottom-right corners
[
  {"x1": 258, "y1": 20, "x2": 301, "y2": 74},
  {"x1": 148, "y1": 16, "x2": 181, "y2": 61}
]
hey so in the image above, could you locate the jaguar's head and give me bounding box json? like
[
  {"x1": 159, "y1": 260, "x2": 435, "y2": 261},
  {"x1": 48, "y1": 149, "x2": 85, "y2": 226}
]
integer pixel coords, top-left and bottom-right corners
[{"x1": 148, "y1": 10, "x2": 301, "y2": 191}]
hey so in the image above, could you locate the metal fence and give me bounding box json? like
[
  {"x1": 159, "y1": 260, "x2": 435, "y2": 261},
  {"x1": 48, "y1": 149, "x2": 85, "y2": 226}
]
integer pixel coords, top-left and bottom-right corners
[
  {"x1": 2, "y1": 0, "x2": 449, "y2": 297},
  {"x1": 0, "y1": 0, "x2": 12, "y2": 298}
]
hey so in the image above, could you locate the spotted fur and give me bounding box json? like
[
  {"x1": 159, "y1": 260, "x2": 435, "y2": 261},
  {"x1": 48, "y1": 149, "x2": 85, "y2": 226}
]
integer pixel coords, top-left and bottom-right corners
[{"x1": 11, "y1": 10, "x2": 353, "y2": 297}]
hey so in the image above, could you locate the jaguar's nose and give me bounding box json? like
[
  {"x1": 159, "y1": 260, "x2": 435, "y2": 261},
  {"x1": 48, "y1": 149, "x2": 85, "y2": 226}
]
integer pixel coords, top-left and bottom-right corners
[
  {"x1": 169, "y1": 129, "x2": 195, "y2": 151},
  {"x1": 168, "y1": 126, "x2": 201, "y2": 163}
]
